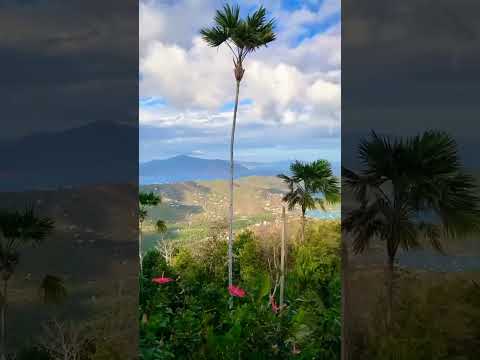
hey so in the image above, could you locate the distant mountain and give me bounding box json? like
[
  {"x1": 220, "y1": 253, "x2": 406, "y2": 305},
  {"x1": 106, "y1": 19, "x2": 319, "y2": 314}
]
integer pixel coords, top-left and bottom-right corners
[
  {"x1": 0, "y1": 121, "x2": 138, "y2": 191},
  {"x1": 140, "y1": 155, "x2": 340, "y2": 184},
  {"x1": 140, "y1": 155, "x2": 251, "y2": 184}
]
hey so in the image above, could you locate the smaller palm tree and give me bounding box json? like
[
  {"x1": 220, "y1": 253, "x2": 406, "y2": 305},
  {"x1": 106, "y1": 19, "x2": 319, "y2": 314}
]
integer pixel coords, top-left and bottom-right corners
[
  {"x1": 139, "y1": 192, "x2": 161, "y2": 272},
  {"x1": 278, "y1": 160, "x2": 340, "y2": 242},
  {"x1": 0, "y1": 207, "x2": 56, "y2": 360}
]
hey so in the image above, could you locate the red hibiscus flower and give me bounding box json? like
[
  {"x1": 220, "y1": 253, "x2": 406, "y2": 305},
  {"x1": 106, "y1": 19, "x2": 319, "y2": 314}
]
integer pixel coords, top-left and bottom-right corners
[
  {"x1": 152, "y1": 277, "x2": 174, "y2": 284},
  {"x1": 228, "y1": 285, "x2": 246, "y2": 298}
]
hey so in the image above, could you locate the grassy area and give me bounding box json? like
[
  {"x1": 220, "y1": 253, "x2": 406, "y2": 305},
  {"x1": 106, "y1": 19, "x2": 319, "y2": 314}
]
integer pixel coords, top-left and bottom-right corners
[
  {"x1": 345, "y1": 263, "x2": 480, "y2": 359},
  {"x1": 142, "y1": 213, "x2": 276, "y2": 253}
]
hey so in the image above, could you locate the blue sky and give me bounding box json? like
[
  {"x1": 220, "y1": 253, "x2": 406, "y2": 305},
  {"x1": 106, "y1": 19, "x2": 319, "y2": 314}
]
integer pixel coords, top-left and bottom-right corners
[{"x1": 139, "y1": 0, "x2": 340, "y2": 163}]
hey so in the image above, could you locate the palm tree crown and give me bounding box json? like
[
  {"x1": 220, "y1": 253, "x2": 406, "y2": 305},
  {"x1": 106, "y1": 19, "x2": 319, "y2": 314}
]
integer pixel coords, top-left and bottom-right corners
[
  {"x1": 139, "y1": 192, "x2": 161, "y2": 224},
  {"x1": 278, "y1": 160, "x2": 340, "y2": 241},
  {"x1": 342, "y1": 130, "x2": 480, "y2": 327},
  {"x1": 0, "y1": 208, "x2": 54, "y2": 278},
  {"x1": 200, "y1": 4, "x2": 276, "y2": 81},
  {"x1": 343, "y1": 130, "x2": 480, "y2": 257},
  {"x1": 279, "y1": 160, "x2": 339, "y2": 212}
]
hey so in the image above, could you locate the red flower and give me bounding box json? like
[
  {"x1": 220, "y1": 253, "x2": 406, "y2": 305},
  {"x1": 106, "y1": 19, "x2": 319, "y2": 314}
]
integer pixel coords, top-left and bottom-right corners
[
  {"x1": 228, "y1": 285, "x2": 246, "y2": 298},
  {"x1": 270, "y1": 296, "x2": 280, "y2": 313},
  {"x1": 152, "y1": 277, "x2": 174, "y2": 284}
]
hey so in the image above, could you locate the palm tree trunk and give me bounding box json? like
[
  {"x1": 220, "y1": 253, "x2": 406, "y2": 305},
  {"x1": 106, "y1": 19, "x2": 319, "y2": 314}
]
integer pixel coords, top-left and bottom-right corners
[
  {"x1": 139, "y1": 222, "x2": 143, "y2": 273},
  {"x1": 228, "y1": 79, "x2": 241, "y2": 301},
  {"x1": 341, "y1": 238, "x2": 349, "y2": 360},
  {"x1": 1, "y1": 279, "x2": 8, "y2": 360},
  {"x1": 279, "y1": 206, "x2": 286, "y2": 309},
  {"x1": 386, "y1": 254, "x2": 395, "y2": 327},
  {"x1": 301, "y1": 210, "x2": 305, "y2": 243}
]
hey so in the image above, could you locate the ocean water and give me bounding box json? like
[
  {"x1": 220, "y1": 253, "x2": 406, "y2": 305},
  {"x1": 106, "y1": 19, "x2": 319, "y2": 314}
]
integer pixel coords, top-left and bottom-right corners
[
  {"x1": 397, "y1": 250, "x2": 480, "y2": 272},
  {"x1": 306, "y1": 209, "x2": 341, "y2": 220}
]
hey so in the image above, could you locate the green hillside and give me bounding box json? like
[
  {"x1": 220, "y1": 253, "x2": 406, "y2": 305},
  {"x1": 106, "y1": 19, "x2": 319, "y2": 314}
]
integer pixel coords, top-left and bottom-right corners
[{"x1": 140, "y1": 176, "x2": 340, "y2": 252}]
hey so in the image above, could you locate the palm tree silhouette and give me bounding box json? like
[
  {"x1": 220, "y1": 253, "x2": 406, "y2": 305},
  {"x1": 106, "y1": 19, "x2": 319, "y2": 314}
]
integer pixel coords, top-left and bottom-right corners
[
  {"x1": 201, "y1": 4, "x2": 276, "y2": 293},
  {"x1": 342, "y1": 130, "x2": 480, "y2": 325},
  {"x1": 278, "y1": 160, "x2": 340, "y2": 242},
  {"x1": 139, "y1": 192, "x2": 161, "y2": 272},
  {"x1": 0, "y1": 207, "x2": 61, "y2": 360}
]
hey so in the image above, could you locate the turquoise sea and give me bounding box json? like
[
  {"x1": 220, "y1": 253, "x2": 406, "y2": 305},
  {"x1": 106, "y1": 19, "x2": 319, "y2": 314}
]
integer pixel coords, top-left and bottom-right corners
[{"x1": 306, "y1": 209, "x2": 341, "y2": 219}]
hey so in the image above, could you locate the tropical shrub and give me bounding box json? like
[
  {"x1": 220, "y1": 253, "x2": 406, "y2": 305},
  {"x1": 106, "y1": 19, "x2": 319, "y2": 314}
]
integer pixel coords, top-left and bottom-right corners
[{"x1": 140, "y1": 221, "x2": 341, "y2": 359}]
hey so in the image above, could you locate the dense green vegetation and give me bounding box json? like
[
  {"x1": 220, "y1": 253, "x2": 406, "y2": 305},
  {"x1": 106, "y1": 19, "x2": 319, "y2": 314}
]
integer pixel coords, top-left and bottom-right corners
[
  {"x1": 139, "y1": 221, "x2": 341, "y2": 359},
  {"x1": 347, "y1": 268, "x2": 480, "y2": 360}
]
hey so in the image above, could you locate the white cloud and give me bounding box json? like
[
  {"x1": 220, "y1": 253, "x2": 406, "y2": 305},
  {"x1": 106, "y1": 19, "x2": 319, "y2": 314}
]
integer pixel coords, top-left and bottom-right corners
[{"x1": 139, "y1": 0, "x2": 341, "y2": 159}]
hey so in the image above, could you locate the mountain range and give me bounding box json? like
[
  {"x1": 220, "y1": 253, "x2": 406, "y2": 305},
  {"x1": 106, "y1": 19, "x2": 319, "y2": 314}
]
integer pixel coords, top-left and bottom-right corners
[
  {"x1": 0, "y1": 121, "x2": 137, "y2": 191},
  {"x1": 0, "y1": 120, "x2": 341, "y2": 189},
  {"x1": 140, "y1": 155, "x2": 340, "y2": 184}
]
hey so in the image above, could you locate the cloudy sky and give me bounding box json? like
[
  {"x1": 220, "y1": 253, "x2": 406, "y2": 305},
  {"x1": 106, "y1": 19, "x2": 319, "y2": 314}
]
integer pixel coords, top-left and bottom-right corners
[{"x1": 139, "y1": 0, "x2": 340, "y2": 163}]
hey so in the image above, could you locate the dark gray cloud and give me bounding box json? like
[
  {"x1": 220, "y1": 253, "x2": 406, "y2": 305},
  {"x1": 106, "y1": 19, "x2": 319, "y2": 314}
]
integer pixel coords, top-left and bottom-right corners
[
  {"x1": 342, "y1": 0, "x2": 480, "y2": 168},
  {"x1": 343, "y1": 0, "x2": 480, "y2": 110},
  {"x1": 1, "y1": 0, "x2": 137, "y2": 140}
]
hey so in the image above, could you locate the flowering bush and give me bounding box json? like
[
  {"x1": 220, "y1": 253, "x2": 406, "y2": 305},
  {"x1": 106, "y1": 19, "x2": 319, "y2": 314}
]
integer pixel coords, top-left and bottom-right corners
[{"x1": 140, "y1": 221, "x2": 341, "y2": 359}]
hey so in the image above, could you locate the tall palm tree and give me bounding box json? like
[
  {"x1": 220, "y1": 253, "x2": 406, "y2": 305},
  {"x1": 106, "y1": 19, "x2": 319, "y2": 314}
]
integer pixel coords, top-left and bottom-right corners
[
  {"x1": 0, "y1": 207, "x2": 55, "y2": 360},
  {"x1": 278, "y1": 160, "x2": 340, "y2": 242},
  {"x1": 201, "y1": 4, "x2": 276, "y2": 292},
  {"x1": 139, "y1": 192, "x2": 161, "y2": 272},
  {"x1": 342, "y1": 130, "x2": 480, "y2": 326}
]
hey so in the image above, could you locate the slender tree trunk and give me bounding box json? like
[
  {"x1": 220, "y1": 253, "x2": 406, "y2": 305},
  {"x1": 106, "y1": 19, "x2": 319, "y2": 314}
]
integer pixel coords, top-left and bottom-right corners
[
  {"x1": 301, "y1": 210, "x2": 305, "y2": 243},
  {"x1": 341, "y1": 237, "x2": 349, "y2": 360},
  {"x1": 385, "y1": 254, "x2": 395, "y2": 327},
  {"x1": 280, "y1": 206, "x2": 286, "y2": 309},
  {"x1": 1, "y1": 279, "x2": 8, "y2": 360},
  {"x1": 228, "y1": 79, "x2": 241, "y2": 305},
  {"x1": 139, "y1": 221, "x2": 143, "y2": 273}
]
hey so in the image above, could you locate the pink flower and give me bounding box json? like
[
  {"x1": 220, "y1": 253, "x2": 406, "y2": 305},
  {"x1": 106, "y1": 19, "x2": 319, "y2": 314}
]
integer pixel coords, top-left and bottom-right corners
[
  {"x1": 152, "y1": 277, "x2": 174, "y2": 284},
  {"x1": 228, "y1": 285, "x2": 246, "y2": 298},
  {"x1": 270, "y1": 296, "x2": 280, "y2": 313}
]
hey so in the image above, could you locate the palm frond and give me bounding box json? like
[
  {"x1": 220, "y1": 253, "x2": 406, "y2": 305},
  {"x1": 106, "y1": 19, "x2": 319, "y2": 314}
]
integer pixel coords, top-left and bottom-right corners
[
  {"x1": 201, "y1": 4, "x2": 276, "y2": 61},
  {"x1": 139, "y1": 208, "x2": 147, "y2": 223},
  {"x1": 344, "y1": 130, "x2": 480, "y2": 258},
  {"x1": 0, "y1": 207, "x2": 54, "y2": 245},
  {"x1": 200, "y1": 26, "x2": 229, "y2": 47},
  {"x1": 215, "y1": 3, "x2": 240, "y2": 30},
  {"x1": 343, "y1": 199, "x2": 386, "y2": 254},
  {"x1": 139, "y1": 192, "x2": 161, "y2": 206}
]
